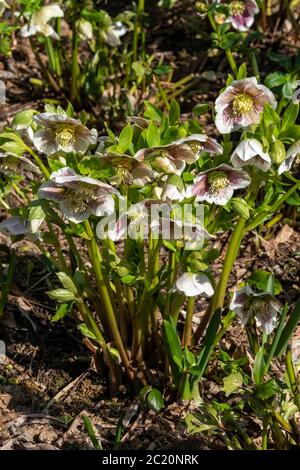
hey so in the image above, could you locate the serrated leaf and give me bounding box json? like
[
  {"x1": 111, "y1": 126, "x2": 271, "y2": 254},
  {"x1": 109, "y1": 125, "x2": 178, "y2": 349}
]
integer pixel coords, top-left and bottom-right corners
[
  {"x1": 222, "y1": 372, "x2": 243, "y2": 397},
  {"x1": 117, "y1": 124, "x2": 133, "y2": 154}
]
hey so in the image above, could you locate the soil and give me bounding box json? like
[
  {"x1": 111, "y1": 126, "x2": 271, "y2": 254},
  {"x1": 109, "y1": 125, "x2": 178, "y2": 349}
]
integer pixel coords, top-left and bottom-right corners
[{"x1": 0, "y1": 0, "x2": 300, "y2": 451}]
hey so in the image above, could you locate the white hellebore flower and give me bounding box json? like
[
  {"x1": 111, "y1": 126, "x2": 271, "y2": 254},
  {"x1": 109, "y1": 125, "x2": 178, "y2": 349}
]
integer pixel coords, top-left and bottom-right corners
[
  {"x1": 230, "y1": 138, "x2": 272, "y2": 172},
  {"x1": 228, "y1": 1, "x2": 259, "y2": 32},
  {"x1": 186, "y1": 164, "x2": 251, "y2": 206},
  {"x1": 32, "y1": 113, "x2": 97, "y2": 156},
  {"x1": 0, "y1": 153, "x2": 40, "y2": 176},
  {"x1": 278, "y1": 140, "x2": 300, "y2": 175},
  {"x1": 102, "y1": 21, "x2": 127, "y2": 47},
  {"x1": 38, "y1": 167, "x2": 117, "y2": 223},
  {"x1": 215, "y1": 77, "x2": 277, "y2": 134},
  {"x1": 0, "y1": 215, "x2": 42, "y2": 236},
  {"x1": 171, "y1": 272, "x2": 214, "y2": 297},
  {"x1": 20, "y1": 4, "x2": 64, "y2": 40},
  {"x1": 230, "y1": 285, "x2": 281, "y2": 335}
]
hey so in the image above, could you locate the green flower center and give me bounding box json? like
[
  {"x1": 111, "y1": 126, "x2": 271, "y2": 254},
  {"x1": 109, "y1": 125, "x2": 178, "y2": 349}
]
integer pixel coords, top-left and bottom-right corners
[
  {"x1": 188, "y1": 141, "x2": 202, "y2": 156},
  {"x1": 232, "y1": 94, "x2": 254, "y2": 116},
  {"x1": 208, "y1": 171, "x2": 229, "y2": 192},
  {"x1": 230, "y1": 1, "x2": 245, "y2": 15},
  {"x1": 56, "y1": 128, "x2": 75, "y2": 148},
  {"x1": 112, "y1": 158, "x2": 133, "y2": 183},
  {"x1": 65, "y1": 185, "x2": 96, "y2": 214}
]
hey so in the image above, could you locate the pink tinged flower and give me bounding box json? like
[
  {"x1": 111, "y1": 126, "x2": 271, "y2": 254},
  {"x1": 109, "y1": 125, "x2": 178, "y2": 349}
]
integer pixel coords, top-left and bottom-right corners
[
  {"x1": 230, "y1": 285, "x2": 281, "y2": 335},
  {"x1": 37, "y1": 167, "x2": 117, "y2": 223},
  {"x1": 100, "y1": 154, "x2": 156, "y2": 187},
  {"x1": 229, "y1": 1, "x2": 259, "y2": 32},
  {"x1": 154, "y1": 182, "x2": 186, "y2": 202},
  {"x1": 103, "y1": 21, "x2": 127, "y2": 47},
  {"x1": 170, "y1": 272, "x2": 214, "y2": 297},
  {"x1": 20, "y1": 4, "x2": 64, "y2": 40},
  {"x1": 135, "y1": 134, "x2": 222, "y2": 176},
  {"x1": 32, "y1": 113, "x2": 98, "y2": 156},
  {"x1": 278, "y1": 141, "x2": 300, "y2": 175},
  {"x1": 187, "y1": 163, "x2": 251, "y2": 206},
  {"x1": 230, "y1": 139, "x2": 272, "y2": 172},
  {"x1": 215, "y1": 78, "x2": 277, "y2": 134},
  {"x1": 0, "y1": 153, "x2": 41, "y2": 176}
]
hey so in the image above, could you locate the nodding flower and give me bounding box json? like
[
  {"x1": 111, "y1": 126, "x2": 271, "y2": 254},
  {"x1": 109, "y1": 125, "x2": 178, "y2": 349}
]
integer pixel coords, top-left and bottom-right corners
[
  {"x1": 32, "y1": 113, "x2": 97, "y2": 156},
  {"x1": 37, "y1": 167, "x2": 117, "y2": 224},
  {"x1": 186, "y1": 164, "x2": 251, "y2": 206},
  {"x1": 20, "y1": 4, "x2": 64, "y2": 40}
]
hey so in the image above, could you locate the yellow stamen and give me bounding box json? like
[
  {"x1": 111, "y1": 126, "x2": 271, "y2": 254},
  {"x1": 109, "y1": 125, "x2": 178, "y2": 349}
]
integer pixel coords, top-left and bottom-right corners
[
  {"x1": 230, "y1": 1, "x2": 245, "y2": 15},
  {"x1": 208, "y1": 171, "x2": 229, "y2": 192},
  {"x1": 232, "y1": 94, "x2": 253, "y2": 116}
]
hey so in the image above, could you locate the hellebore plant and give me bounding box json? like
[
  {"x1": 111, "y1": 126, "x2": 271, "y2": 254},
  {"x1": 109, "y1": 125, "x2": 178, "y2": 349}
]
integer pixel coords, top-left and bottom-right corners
[{"x1": 0, "y1": 66, "x2": 299, "y2": 403}]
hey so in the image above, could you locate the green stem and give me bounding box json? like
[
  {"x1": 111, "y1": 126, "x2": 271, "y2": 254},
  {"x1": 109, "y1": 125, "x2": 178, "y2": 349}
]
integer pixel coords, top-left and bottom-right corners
[
  {"x1": 183, "y1": 297, "x2": 195, "y2": 347},
  {"x1": 71, "y1": 21, "x2": 79, "y2": 103},
  {"x1": 84, "y1": 221, "x2": 135, "y2": 383},
  {"x1": 286, "y1": 347, "x2": 300, "y2": 411},
  {"x1": 132, "y1": 0, "x2": 145, "y2": 62},
  {"x1": 25, "y1": 145, "x2": 50, "y2": 178},
  {"x1": 0, "y1": 197, "x2": 10, "y2": 210}
]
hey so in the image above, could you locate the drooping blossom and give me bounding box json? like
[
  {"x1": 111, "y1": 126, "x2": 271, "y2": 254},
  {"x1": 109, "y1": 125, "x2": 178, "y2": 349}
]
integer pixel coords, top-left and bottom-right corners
[
  {"x1": 77, "y1": 19, "x2": 93, "y2": 40},
  {"x1": 101, "y1": 21, "x2": 127, "y2": 47},
  {"x1": 215, "y1": 78, "x2": 277, "y2": 134},
  {"x1": 135, "y1": 134, "x2": 222, "y2": 175},
  {"x1": 0, "y1": 215, "x2": 42, "y2": 237},
  {"x1": 99, "y1": 153, "x2": 156, "y2": 186},
  {"x1": 228, "y1": 1, "x2": 259, "y2": 32},
  {"x1": 170, "y1": 272, "x2": 214, "y2": 297},
  {"x1": 278, "y1": 141, "x2": 300, "y2": 175},
  {"x1": 230, "y1": 285, "x2": 281, "y2": 335},
  {"x1": 20, "y1": 4, "x2": 64, "y2": 40},
  {"x1": 186, "y1": 164, "x2": 251, "y2": 206},
  {"x1": 0, "y1": 153, "x2": 40, "y2": 176},
  {"x1": 32, "y1": 113, "x2": 97, "y2": 156},
  {"x1": 38, "y1": 167, "x2": 117, "y2": 223},
  {"x1": 230, "y1": 138, "x2": 272, "y2": 172}
]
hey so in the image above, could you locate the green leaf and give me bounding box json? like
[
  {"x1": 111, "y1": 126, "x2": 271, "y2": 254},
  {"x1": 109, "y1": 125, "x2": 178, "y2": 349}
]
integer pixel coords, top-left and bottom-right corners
[
  {"x1": 253, "y1": 346, "x2": 265, "y2": 385},
  {"x1": 169, "y1": 99, "x2": 180, "y2": 125},
  {"x1": 222, "y1": 371, "x2": 243, "y2": 397},
  {"x1": 192, "y1": 103, "x2": 210, "y2": 116},
  {"x1": 255, "y1": 378, "x2": 281, "y2": 400},
  {"x1": 12, "y1": 109, "x2": 35, "y2": 129},
  {"x1": 47, "y1": 288, "x2": 76, "y2": 303},
  {"x1": 132, "y1": 61, "x2": 145, "y2": 77},
  {"x1": 51, "y1": 303, "x2": 73, "y2": 323},
  {"x1": 264, "y1": 72, "x2": 288, "y2": 89},
  {"x1": 56, "y1": 272, "x2": 77, "y2": 294},
  {"x1": 144, "y1": 101, "x2": 163, "y2": 121},
  {"x1": 154, "y1": 64, "x2": 172, "y2": 75},
  {"x1": 82, "y1": 416, "x2": 102, "y2": 450},
  {"x1": 195, "y1": 308, "x2": 221, "y2": 380},
  {"x1": 248, "y1": 270, "x2": 282, "y2": 295},
  {"x1": 147, "y1": 388, "x2": 165, "y2": 412},
  {"x1": 78, "y1": 323, "x2": 97, "y2": 340},
  {"x1": 117, "y1": 124, "x2": 133, "y2": 154},
  {"x1": 281, "y1": 103, "x2": 299, "y2": 131},
  {"x1": 236, "y1": 63, "x2": 247, "y2": 80},
  {"x1": 163, "y1": 318, "x2": 183, "y2": 384},
  {"x1": 146, "y1": 121, "x2": 160, "y2": 147},
  {"x1": 275, "y1": 297, "x2": 300, "y2": 357}
]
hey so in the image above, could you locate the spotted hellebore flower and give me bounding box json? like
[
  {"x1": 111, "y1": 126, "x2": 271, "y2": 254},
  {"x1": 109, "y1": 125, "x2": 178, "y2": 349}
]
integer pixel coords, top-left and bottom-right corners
[
  {"x1": 230, "y1": 285, "x2": 281, "y2": 335},
  {"x1": 0, "y1": 153, "x2": 40, "y2": 176},
  {"x1": 230, "y1": 139, "x2": 272, "y2": 172},
  {"x1": 186, "y1": 164, "x2": 251, "y2": 206},
  {"x1": 38, "y1": 167, "x2": 117, "y2": 223},
  {"x1": 170, "y1": 272, "x2": 214, "y2": 297},
  {"x1": 135, "y1": 134, "x2": 222, "y2": 176},
  {"x1": 100, "y1": 153, "x2": 156, "y2": 187},
  {"x1": 215, "y1": 78, "x2": 277, "y2": 134},
  {"x1": 20, "y1": 4, "x2": 64, "y2": 40},
  {"x1": 228, "y1": 1, "x2": 259, "y2": 31},
  {"x1": 32, "y1": 113, "x2": 97, "y2": 156},
  {"x1": 278, "y1": 140, "x2": 300, "y2": 175}
]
